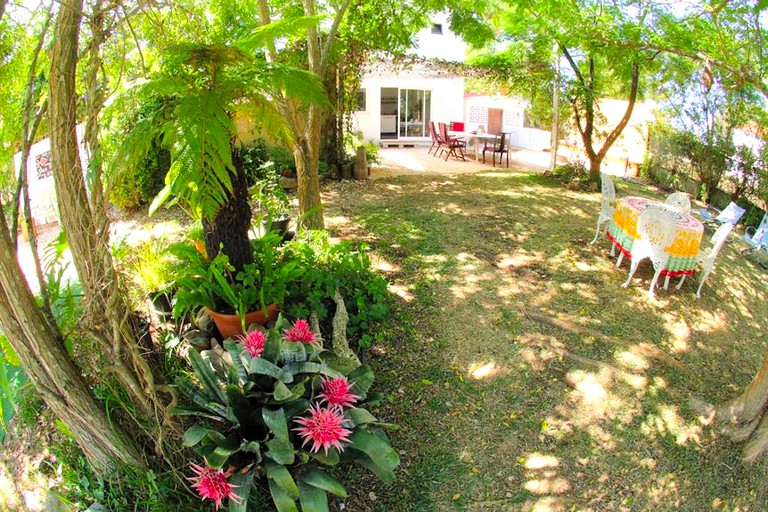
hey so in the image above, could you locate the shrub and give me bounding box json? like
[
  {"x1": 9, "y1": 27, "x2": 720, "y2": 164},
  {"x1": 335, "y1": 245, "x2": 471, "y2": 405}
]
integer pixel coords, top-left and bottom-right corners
[
  {"x1": 283, "y1": 232, "x2": 390, "y2": 350},
  {"x1": 550, "y1": 161, "x2": 590, "y2": 187},
  {"x1": 110, "y1": 142, "x2": 170, "y2": 210},
  {"x1": 345, "y1": 130, "x2": 381, "y2": 166}
]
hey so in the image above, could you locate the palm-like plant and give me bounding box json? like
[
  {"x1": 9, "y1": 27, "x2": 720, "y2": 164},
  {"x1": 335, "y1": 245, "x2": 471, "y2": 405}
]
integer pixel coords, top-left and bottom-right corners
[{"x1": 113, "y1": 22, "x2": 327, "y2": 271}]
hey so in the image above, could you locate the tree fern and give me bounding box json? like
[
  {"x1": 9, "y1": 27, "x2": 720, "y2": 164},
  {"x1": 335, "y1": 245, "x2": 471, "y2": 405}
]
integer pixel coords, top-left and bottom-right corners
[{"x1": 111, "y1": 18, "x2": 330, "y2": 264}]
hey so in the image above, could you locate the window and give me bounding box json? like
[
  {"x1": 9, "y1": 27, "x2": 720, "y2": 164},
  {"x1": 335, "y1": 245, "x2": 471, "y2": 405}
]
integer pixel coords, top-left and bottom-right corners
[
  {"x1": 354, "y1": 89, "x2": 366, "y2": 111},
  {"x1": 399, "y1": 89, "x2": 431, "y2": 138},
  {"x1": 431, "y1": 23, "x2": 443, "y2": 35}
]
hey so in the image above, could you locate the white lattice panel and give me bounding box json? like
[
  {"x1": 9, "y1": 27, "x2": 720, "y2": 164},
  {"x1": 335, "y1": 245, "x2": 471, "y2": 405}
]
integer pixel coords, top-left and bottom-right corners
[{"x1": 468, "y1": 106, "x2": 488, "y2": 126}]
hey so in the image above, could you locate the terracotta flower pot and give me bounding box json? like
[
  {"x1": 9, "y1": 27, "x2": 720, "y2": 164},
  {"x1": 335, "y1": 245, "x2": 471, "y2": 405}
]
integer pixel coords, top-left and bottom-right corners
[{"x1": 205, "y1": 303, "x2": 279, "y2": 340}]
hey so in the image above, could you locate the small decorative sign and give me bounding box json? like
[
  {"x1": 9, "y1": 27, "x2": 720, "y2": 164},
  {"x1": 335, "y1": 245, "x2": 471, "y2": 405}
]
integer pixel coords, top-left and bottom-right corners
[{"x1": 35, "y1": 151, "x2": 53, "y2": 180}]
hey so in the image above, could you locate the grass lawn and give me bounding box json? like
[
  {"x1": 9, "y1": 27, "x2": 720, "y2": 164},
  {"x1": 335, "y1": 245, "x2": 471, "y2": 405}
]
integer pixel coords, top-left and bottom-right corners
[{"x1": 323, "y1": 166, "x2": 768, "y2": 511}]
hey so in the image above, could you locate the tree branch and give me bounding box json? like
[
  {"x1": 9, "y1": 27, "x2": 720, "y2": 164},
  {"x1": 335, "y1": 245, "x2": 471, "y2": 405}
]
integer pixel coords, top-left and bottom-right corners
[
  {"x1": 318, "y1": 0, "x2": 353, "y2": 74},
  {"x1": 596, "y1": 61, "x2": 639, "y2": 162}
]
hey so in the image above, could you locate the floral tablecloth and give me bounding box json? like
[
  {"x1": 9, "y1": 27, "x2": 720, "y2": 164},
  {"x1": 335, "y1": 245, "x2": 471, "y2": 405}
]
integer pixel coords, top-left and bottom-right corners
[{"x1": 606, "y1": 196, "x2": 704, "y2": 277}]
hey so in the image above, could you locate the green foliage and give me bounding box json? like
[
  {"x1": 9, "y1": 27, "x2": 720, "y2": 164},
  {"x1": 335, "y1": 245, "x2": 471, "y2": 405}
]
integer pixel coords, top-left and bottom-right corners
[
  {"x1": 172, "y1": 233, "x2": 303, "y2": 324},
  {"x1": 107, "y1": 95, "x2": 172, "y2": 210},
  {"x1": 130, "y1": 238, "x2": 176, "y2": 294},
  {"x1": 283, "y1": 232, "x2": 390, "y2": 350},
  {"x1": 173, "y1": 315, "x2": 398, "y2": 510},
  {"x1": 45, "y1": 442, "x2": 198, "y2": 511},
  {"x1": 550, "y1": 161, "x2": 589, "y2": 187},
  {"x1": 345, "y1": 131, "x2": 381, "y2": 166},
  {"x1": 111, "y1": 28, "x2": 327, "y2": 222}
]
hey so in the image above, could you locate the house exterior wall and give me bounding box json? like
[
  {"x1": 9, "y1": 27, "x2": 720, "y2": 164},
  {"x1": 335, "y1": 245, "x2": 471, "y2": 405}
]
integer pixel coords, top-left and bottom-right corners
[
  {"x1": 12, "y1": 124, "x2": 86, "y2": 225},
  {"x1": 353, "y1": 76, "x2": 465, "y2": 144},
  {"x1": 408, "y1": 12, "x2": 467, "y2": 62}
]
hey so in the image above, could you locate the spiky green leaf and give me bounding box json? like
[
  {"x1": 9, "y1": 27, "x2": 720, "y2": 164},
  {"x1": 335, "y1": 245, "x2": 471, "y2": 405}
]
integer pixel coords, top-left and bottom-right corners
[
  {"x1": 266, "y1": 462, "x2": 299, "y2": 499},
  {"x1": 300, "y1": 469, "x2": 348, "y2": 498},
  {"x1": 298, "y1": 482, "x2": 329, "y2": 512},
  {"x1": 269, "y1": 478, "x2": 299, "y2": 512}
]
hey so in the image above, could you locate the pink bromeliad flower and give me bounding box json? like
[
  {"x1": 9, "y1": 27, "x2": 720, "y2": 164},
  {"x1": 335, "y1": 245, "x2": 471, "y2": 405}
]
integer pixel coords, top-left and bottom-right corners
[
  {"x1": 318, "y1": 376, "x2": 359, "y2": 409},
  {"x1": 188, "y1": 463, "x2": 240, "y2": 510},
  {"x1": 284, "y1": 319, "x2": 315, "y2": 343},
  {"x1": 293, "y1": 403, "x2": 352, "y2": 455},
  {"x1": 240, "y1": 329, "x2": 266, "y2": 358}
]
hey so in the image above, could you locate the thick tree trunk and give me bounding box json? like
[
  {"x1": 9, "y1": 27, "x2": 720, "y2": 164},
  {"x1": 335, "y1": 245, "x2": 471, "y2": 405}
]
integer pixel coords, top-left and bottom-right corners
[
  {"x1": 50, "y1": 0, "x2": 160, "y2": 420},
  {"x1": 0, "y1": 211, "x2": 142, "y2": 471},
  {"x1": 320, "y1": 63, "x2": 342, "y2": 175},
  {"x1": 697, "y1": 354, "x2": 768, "y2": 463},
  {"x1": 203, "y1": 153, "x2": 253, "y2": 272}
]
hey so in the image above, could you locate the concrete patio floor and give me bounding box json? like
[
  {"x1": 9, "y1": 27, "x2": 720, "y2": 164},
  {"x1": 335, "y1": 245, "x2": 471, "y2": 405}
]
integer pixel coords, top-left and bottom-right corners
[{"x1": 370, "y1": 146, "x2": 551, "y2": 179}]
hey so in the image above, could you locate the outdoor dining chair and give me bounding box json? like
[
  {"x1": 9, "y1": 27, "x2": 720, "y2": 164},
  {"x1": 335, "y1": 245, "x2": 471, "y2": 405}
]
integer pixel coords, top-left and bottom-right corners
[
  {"x1": 743, "y1": 213, "x2": 768, "y2": 254},
  {"x1": 591, "y1": 173, "x2": 616, "y2": 246},
  {"x1": 674, "y1": 221, "x2": 733, "y2": 298},
  {"x1": 665, "y1": 192, "x2": 691, "y2": 211},
  {"x1": 699, "y1": 201, "x2": 746, "y2": 227},
  {"x1": 622, "y1": 205, "x2": 677, "y2": 298},
  {"x1": 428, "y1": 121, "x2": 440, "y2": 156},
  {"x1": 438, "y1": 122, "x2": 466, "y2": 161},
  {"x1": 481, "y1": 133, "x2": 509, "y2": 167}
]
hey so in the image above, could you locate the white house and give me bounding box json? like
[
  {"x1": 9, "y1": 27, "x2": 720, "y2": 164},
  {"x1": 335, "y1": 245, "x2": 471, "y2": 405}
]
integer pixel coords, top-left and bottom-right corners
[
  {"x1": 12, "y1": 125, "x2": 87, "y2": 233},
  {"x1": 352, "y1": 13, "x2": 467, "y2": 146}
]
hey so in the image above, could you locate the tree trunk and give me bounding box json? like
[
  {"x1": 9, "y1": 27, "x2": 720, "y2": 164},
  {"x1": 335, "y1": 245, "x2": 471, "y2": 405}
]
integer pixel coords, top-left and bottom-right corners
[
  {"x1": 319, "y1": 63, "x2": 341, "y2": 175},
  {"x1": 294, "y1": 119, "x2": 325, "y2": 230},
  {"x1": 203, "y1": 152, "x2": 253, "y2": 271},
  {"x1": 700, "y1": 354, "x2": 768, "y2": 463},
  {"x1": 50, "y1": 0, "x2": 160, "y2": 420},
  {"x1": 0, "y1": 210, "x2": 142, "y2": 471}
]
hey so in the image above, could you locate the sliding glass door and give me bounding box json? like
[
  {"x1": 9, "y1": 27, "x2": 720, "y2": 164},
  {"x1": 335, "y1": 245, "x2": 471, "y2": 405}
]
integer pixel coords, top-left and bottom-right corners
[{"x1": 398, "y1": 89, "x2": 431, "y2": 138}]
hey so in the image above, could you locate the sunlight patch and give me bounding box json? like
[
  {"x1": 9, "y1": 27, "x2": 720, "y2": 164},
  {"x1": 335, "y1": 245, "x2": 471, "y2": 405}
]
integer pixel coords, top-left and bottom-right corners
[
  {"x1": 324, "y1": 214, "x2": 351, "y2": 227},
  {"x1": 372, "y1": 256, "x2": 399, "y2": 273},
  {"x1": 468, "y1": 361, "x2": 498, "y2": 380},
  {"x1": 528, "y1": 496, "x2": 567, "y2": 512},
  {"x1": 614, "y1": 350, "x2": 649, "y2": 372},
  {"x1": 662, "y1": 313, "x2": 691, "y2": 353},
  {"x1": 496, "y1": 251, "x2": 543, "y2": 271},
  {"x1": 524, "y1": 454, "x2": 560, "y2": 470},
  {"x1": 437, "y1": 203, "x2": 464, "y2": 215},
  {"x1": 387, "y1": 283, "x2": 414, "y2": 302},
  {"x1": 524, "y1": 476, "x2": 571, "y2": 495}
]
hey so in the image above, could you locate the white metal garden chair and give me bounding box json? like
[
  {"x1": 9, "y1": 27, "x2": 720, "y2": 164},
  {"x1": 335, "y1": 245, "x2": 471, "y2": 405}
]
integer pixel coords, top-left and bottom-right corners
[
  {"x1": 590, "y1": 173, "x2": 615, "y2": 245},
  {"x1": 622, "y1": 206, "x2": 677, "y2": 298},
  {"x1": 699, "y1": 201, "x2": 746, "y2": 227},
  {"x1": 742, "y1": 213, "x2": 768, "y2": 254},
  {"x1": 674, "y1": 222, "x2": 733, "y2": 298},
  {"x1": 665, "y1": 192, "x2": 691, "y2": 211}
]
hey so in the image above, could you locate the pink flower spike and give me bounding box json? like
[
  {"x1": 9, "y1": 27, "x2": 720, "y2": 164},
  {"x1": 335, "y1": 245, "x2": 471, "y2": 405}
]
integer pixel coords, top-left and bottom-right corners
[
  {"x1": 284, "y1": 319, "x2": 315, "y2": 343},
  {"x1": 293, "y1": 403, "x2": 352, "y2": 455},
  {"x1": 188, "y1": 464, "x2": 241, "y2": 510},
  {"x1": 318, "y1": 377, "x2": 360, "y2": 409},
  {"x1": 240, "y1": 330, "x2": 266, "y2": 358}
]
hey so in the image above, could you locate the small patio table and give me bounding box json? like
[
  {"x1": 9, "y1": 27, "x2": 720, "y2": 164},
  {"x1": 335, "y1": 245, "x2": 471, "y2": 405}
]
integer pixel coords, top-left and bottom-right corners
[
  {"x1": 607, "y1": 196, "x2": 704, "y2": 277},
  {"x1": 449, "y1": 131, "x2": 499, "y2": 160}
]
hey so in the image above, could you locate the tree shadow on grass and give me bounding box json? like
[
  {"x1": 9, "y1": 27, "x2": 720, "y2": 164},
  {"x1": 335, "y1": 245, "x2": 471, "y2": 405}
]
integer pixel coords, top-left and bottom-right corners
[{"x1": 323, "y1": 171, "x2": 768, "y2": 511}]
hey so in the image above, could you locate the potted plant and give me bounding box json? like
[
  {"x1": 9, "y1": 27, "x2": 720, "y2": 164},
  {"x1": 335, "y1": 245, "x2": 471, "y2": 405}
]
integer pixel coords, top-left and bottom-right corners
[
  {"x1": 173, "y1": 233, "x2": 303, "y2": 339},
  {"x1": 130, "y1": 239, "x2": 175, "y2": 319},
  {"x1": 174, "y1": 315, "x2": 399, "y2": 511},
  {"x1": 250, "y1": 178, "x2": 292, "y2": 240}
]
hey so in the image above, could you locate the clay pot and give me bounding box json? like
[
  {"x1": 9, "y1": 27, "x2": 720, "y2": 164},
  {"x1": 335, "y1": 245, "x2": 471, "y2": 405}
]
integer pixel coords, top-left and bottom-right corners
[{"x1": 206, "y1": 303, "x2": 279, "y2": 340}]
